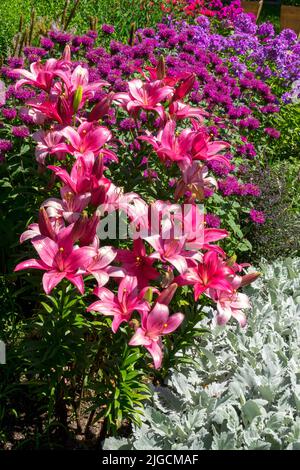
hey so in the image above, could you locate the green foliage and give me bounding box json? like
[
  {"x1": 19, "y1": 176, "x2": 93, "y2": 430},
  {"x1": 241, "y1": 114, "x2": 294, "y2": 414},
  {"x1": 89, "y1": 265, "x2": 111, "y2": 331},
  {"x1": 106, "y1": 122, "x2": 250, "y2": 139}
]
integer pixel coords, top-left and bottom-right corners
[
  {"x1": 268, "y1": 104, "x2": 300, "y2": 163},
  {"x1": 0, "y1": 0, "x2": 164, "y2": 57},
  {"x1": 0, "y1": 279, "x2": 153, "y2": 447},
  {"x1": 244, "y1": 160, "x2": 300, "y2": 263},
  {"x1": 104, "y1": 257, "x2": 300, "y2": 450}
]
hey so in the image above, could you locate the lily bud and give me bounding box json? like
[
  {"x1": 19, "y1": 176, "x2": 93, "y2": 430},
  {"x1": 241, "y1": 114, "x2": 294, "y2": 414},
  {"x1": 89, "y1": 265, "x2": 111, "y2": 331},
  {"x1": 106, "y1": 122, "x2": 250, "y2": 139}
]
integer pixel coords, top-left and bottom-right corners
[
  {"x1": 38, "y1": 207, "x2": 56, "y2": 240},
  {"x1": 173, "y1": 73, "x2": 195, "y2": 100},
  {"x1": 62, "y1": 44, "x2": 71, "y2": 62},
  {"x1": 79, "y1": 213, "x2": 100, "y2": 246},
  {"x1": 227, "y1": 254, "x2": 237, "y2": 267},
  {"x1": 93, "y1": 153, "x2": 104, "y2": 179},
  {"x1": 90, "y1": 184, "x2": 107, "y2": 207},
  {"x1": 240, "y1": 272, "x2": 261, "y2": 287},
  {"x1": 144, "y1": 287, "x2": 153, "y2": 303},
  {"x1": 128, "y1": 22, "x2": 136, "y2": 46},
  {"x1": 157, "y1": 283, "x2": 178, "y2": 306},
  {"x1": 157, "y1": 55, "x2": 166, "y2": 80},
  {"x1": 88, "y1": 93, "x2": 114, "y2": 122},
  {"x1": 73, "y1": 85, "x2": 83, "y2": 113},
  {"x1": 160, "y1": 268, "x2": 174, "y2": 288},
  {"x1": 58, "y1": 96, "x2": 72, "y2": 124},
  {"x1": 71, "y1": 212, "x2": 89, "y2": 243}
]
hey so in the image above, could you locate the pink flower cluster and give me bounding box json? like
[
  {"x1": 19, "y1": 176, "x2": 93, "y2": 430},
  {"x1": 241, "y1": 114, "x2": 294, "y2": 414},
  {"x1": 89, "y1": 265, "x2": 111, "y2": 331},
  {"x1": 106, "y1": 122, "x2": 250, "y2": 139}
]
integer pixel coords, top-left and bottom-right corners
[{"x1": 13, "y1": 47, "x2": 258, "y2": 368}]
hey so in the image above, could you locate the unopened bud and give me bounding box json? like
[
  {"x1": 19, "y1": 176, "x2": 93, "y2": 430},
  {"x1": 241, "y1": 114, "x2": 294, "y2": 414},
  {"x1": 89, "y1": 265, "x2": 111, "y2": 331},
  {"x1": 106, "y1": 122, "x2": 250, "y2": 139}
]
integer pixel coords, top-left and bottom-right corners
[
  {"x1": 240, "y1": 272, "x2": 261, "y2": 287},
  {"x1": 73, "y1": 85, "x2": 83, "y2": 113},
  {"x1": 157, "y1": 55, "x2": 166, "y2": 80},
  {"x1": 62, "y1": 44, "x2": 71, "y2": 62},
  {"x1": 38, "y1": 207, "x2": 56, "y2": 240},
  {"x1": 144, "y1": 287, "x2": 153, "y2": 303},
  {"x1": 157, "y1": 283, "x2": 178, "y2": 305},
  {"x1": 227, "y1": 254, "x2": 237, "y2": 267}
]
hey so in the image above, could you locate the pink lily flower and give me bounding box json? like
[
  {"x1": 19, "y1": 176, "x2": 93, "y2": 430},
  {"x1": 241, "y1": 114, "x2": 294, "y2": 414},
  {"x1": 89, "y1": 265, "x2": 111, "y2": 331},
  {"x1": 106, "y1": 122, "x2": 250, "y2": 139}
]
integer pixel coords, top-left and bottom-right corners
[
  {"x1": 14, "y1": 59, "x2": 61, "y2": 92},
  {"x1": 171, "y1": 203, "x2": 228, "y2": 254},
  {"x1": 20, "y1": 223, "x2": 41, "y2": 244},
  {"x1": 26, "y1": 96, "x2": 67, "y2": 124},
  {"x1": 84, "y1": 238, "x2": 117, "y2": 287},
  {"x1": 177, "y1": 251, "x2": 234, "y2": 300},
  {"x1": 14, "y1": 228, "x2": 94, "y2": 294},
  {"x1": 173, "y1": 73, "x2": 196, "y2": 100},
  {"x1": 42, "y1": 187, "x2": 91, "y2": 224},
  {"x1": 169, "y1": 100, "x2": 207, "y2": 122},
  {"x1": 208, "y1": 289, "x2": 251, "y2": 327},
  {"x1": 32, "y1": 129, "x2": 66, "y2": 165},
  {"x1": 129, "y1": 302, "x2": 184, "y2": 369},
  {"x1": 185, "y1": 225, "x2": 229, "y2": 255},
  {"x1": 147, "y1": 233, "x2": 201, "y2": 274},
  {"x1": 117, "y1": 239, "x2": 159, "y2": 288},
  {"x1": 55, "y1": 65, "x2": 109, "y2": 106},
  {"x1": 140, "y1": 120, "x2": 194, "y2": 164},
  {"x1": 143, "y1": 61, "x2": 189, "y2": 87},
  {"x1": 55, "y1": 122, "x2": 113, "y2": 158},
  {"x1": 87, "y1": 276, "x2": 150, "y2": 333},
  {"x1": 48, "y1": 152, "x2": 111, "y2": 200},
  {"x1": 175, "y1": 162, "x2": 217, "y2": 202},
  {"x1": 19, "y1": 207, "x2": 64, "y2": 244},
  {"x1": 190, "y1": 129, "x2": 231, "y2": 167},
  {"x1": 88, "y1": 92, "x2": 115, "y2": 122},
  {"x1": 114, "y1": 78, "x2": 173, "y2": 119}
]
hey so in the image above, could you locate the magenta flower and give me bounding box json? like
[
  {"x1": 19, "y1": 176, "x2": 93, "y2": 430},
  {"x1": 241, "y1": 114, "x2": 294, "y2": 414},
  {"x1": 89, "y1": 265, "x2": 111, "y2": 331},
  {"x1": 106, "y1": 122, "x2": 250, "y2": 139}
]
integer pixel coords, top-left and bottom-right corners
[
  {"x1": 48, "y1": 152, "x2": 111, "y2": 200},
  {"x1": 114, "y1": 78, "x2": 174, "y2": 119},
  {"x1": 129, "y1": 302, "x2": 184, "y2": 369},
  {"x1": 173, "y1": 73, "x2": 196, "y2": 100},
  {"x1": 249, "y1": 209, "x2": 265, "y2": 224},
  {"x1": 57, "y1": 122, "x2": 113, "y2": 157},
  {"x1": 85, "y1": 239, "x2": 117, "y2": 287},
  {"x1": 19, "y1": 206, "x2": 62, "y2": 244},
  {"x1": 54, "y1": 65, "x2": 109, "y2": 105},
  {"x1": 208, "y1": 289, "x2": 251, "y2": 327},
  {"x1": 26, "y1": 96, "x2": 70, "y2": 125},
  {"x1": 42, "y1": 187, "x2": 91, "y2": 225},
  {"x1": 32, "y1": 129, "x2": 66, "y2": 164},
  {"x1": 87, "y1": 275, "x2": 150, "y2": 333},
  {"x1": 11, "y1": 125, "x2": 30, "y2": 138},
  {"x1": 14, "y1": 228, "x2": 94, "y2": 294},
  {"x1": 147, "y1": 234, "x2": 201, "y2": 274},
  {"x1": 101, "y1": 24, "x2": 115, "y2": 34},
  {"x1": 190, "y1": 128, "x2": 231, "y2": 167},
  {"x1": 175, "y1": 162, "x2": 217, "y2": 202},
  {"x1": 140, "y1": 120, "x2": 194, "y2": 164},
  {"x1": 169, "y1": 100, "x2": 207, "y2": 122},
  {"x1": 14, "y1": 59, "x2": 60, "y2": 92},
  {"x1": 117, "y1": 239, "x2": 159, "y2": 288},
  {"x1": 177, "y1": 251, "x2": 234, "y2": 300}
]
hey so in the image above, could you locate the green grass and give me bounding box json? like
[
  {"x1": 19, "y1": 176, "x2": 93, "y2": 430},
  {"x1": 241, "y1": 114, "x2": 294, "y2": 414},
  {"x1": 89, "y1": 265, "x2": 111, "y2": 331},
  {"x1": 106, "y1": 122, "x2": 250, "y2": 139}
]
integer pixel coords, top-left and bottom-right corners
[{"x1": 0, "y1": 0, "x2": 163, "y2": 58}]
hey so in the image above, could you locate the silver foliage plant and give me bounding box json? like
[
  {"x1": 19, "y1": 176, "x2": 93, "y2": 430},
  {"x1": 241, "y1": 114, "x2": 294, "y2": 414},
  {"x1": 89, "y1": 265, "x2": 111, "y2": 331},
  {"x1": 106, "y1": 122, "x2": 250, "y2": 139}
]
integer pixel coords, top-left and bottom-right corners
[{"x1": 104, "y1": 258, "x2": 300, "y2": 450}]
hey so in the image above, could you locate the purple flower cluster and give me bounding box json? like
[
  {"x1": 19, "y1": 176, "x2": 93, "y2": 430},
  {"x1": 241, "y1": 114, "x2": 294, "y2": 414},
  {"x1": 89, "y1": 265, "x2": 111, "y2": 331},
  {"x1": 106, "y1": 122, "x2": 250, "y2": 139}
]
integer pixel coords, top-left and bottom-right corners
[
  {"x1": 101, "y1": 24, "x2": 115, "y2": 35},
  {"x1": 264, "y1": 127, "x2": 281, "y2": 139},
  {"x1": 11, "y1": 125, "x2": 30, "y2": 138},
  {"x1": 205, "y1": 213, "x2": 221, "y2": 228},
  {"x1": 0, "y1": 138, "x2": 13, "y2": 161},
  {"x1": 219, "y1": 176, "x2": 260, "y2": 197},
  {"x1": 249, "y1": 209, "x2": 266, "y2": 224}
]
